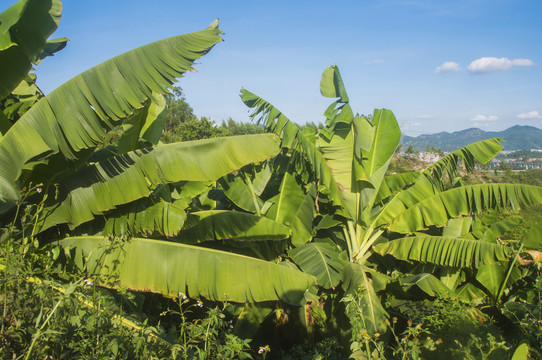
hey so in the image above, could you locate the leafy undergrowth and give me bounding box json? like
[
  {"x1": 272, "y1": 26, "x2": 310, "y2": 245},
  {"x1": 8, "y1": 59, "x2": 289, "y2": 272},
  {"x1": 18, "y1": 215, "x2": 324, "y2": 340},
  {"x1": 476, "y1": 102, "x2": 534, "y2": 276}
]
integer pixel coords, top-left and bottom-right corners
[
  {"x1": 388, "y1": 154, "x2": 427, "y2": 174},
  {"x1": 0, "y1": 230, "x2": 253, "y2": 359},
  {"x1": 3, "y1": 231, "x2": 539, "y2": 360}
]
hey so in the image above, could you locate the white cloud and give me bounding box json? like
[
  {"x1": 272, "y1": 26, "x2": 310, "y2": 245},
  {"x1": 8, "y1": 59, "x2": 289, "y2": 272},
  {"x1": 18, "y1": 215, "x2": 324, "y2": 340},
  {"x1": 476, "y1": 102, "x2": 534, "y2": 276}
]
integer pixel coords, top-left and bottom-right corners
[
  {"x1": 435, "y1": 61, "x2": 460, "y2": 73},
  {"x1": 516, "y1": 110, "x2": 542, "y2": 119},
  {"x1": 467, "y1": 57, "x2": 535, "y2": 73},
  {"x1": 511, "y1": 59, "x2": 535, "y2": 66},
  {"x1": 364, "y1": 59, "x2": 385, "y2": 65},
  {"x1": 411, "y1": 122, "x2": 422, "y2": 126},
  {"x1": 470, "y1": 114, "x2": 498, "y2": 121},
  {"x1": 418, "y1": 114, "x2": 434, "y2": 119}
]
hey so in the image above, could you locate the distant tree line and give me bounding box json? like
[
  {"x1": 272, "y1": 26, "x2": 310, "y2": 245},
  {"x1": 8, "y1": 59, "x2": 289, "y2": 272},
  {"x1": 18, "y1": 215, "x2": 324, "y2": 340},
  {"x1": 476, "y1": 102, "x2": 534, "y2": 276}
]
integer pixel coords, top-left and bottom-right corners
[{"x1": 161, "y1": 87, "x2": 264, "y2": 143}]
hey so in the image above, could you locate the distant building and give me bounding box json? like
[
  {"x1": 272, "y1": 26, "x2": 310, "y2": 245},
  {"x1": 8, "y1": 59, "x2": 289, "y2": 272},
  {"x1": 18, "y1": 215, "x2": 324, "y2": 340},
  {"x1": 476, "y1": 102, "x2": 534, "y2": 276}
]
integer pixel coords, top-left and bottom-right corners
[{"x1": 418, "y1": 152, "x2": 441, "y2": 163}]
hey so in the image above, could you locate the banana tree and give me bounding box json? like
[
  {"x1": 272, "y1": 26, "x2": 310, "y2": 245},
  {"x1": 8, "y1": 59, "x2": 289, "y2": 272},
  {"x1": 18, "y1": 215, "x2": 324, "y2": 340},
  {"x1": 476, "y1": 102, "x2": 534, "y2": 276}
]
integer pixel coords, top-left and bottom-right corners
[
  {"x1": 0, "y1": 0, "x2": 319, "y2": 313},
  {"x1": 240, "y1": 65, "x2": 542, "y2": 336}
]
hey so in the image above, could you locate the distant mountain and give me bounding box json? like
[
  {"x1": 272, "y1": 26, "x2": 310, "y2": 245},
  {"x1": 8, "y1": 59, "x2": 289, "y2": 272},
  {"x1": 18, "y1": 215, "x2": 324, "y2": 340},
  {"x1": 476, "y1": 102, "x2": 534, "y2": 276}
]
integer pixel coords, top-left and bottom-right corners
[{"x1": 401, "y1": 125, "x2": 542, "y2": 152}]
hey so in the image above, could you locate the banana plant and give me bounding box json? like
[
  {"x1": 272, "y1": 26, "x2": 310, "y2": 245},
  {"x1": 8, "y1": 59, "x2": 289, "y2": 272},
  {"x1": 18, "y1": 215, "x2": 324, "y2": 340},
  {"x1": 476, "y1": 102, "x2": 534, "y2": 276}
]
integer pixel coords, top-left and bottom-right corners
[
  {"x1": 0, "y1": 0, "x2": 319, "y2": 311},
  {"x1": 240, "y1": 65, "x2": 542, "y2": 335}
]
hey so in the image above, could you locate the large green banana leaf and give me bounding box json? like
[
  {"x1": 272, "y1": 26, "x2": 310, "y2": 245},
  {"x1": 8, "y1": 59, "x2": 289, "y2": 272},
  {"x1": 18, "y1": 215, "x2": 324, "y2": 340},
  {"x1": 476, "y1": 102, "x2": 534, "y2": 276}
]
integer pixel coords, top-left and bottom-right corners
[
  {"x1": 319, "y1": 65, "x2": 354, "y2": 128},
  {"x1": 37, "y1": 134, "x2": 280, "y2": 231},
  {"x1": 486, "y1": 217, "x2": 523, "y2": 239},
  {"x1": 101, "y1": 181, "x2": 211, "y2": 237},
  {"x1": 0, "y1": 24, "x2": 223, "y2": 207},
  {"x1": 318, "y1": 66, "x2": 400, "y2": 222},
  {"x1": 240, "y1": 89, "x2": 299, "y2": 149},
  {"x1": 357, "y1": 109, "x2": 401, "y2": 222},
  {"x1": 117, "y1": 93, "x2": 167, "y2": 153},
  {"x1": 455, "y1": 282, "x2": 487, "y2": 301},
  {"x1": 176, "y1": 210, "x2": 290, "y2": 243},
  {"x1": 288, "y1": 238, "x2": 345, "y2": 289},
  {"x1": 240, "y1": 89, "x2": 346, "y2": 211},
  {"x1": 439, "y1": 218, "x2": 472, "y2": 289},
  {"x1": 0, "y1": 0, "x2": 61, "y2": 100},
  {"x1": 58, "y1": 236, "x2": 316, "y2": 306},
  {"x1": 400, "y1": 273, "x2": 451, "y2": 297},
  {"x1": 320, "y1": 65, "x2": 349, "y2": 102},
  {"x1": 103, "y1": 198, "x2": 188, "y2": 237},
  {"x1": 476, "y1": 263, "x2": 524, "y2": 298},
  {"x1": 521, "y1": 224, "x2": 542, "y2": 250},
  {"x1": 266, "y1": 172, "x2": 315, "y2": 247},
  {"x1": 318, "y1": 122, "x2": 358, "y2": 217},
  {"x1": 317, "y1": 66, "x2": 360, "y2": 218},
  {"x1": 375, "y1": 171, "x2": 420, "y2": 204},
  {"x1": 219, "y1": 173, "x2": 265, "y2": 214},
  {"x1": 422, "y1": 138, "x2": 503, "y2": 189},
  {"x1": 373, "y1": 235, "x2": 511, "y2": 268},
  {"x1": 372, "y1": 173, "x2": 436, "y2": 227},
  {"x1": 376, "y1": 138, "x2": 504, "y2": 203},
  {"x1": 2, "y1": 73, "x2": 45, "y2": 135},
  {"x1": 384, "y1": 184, "x2": 542, "y2": 233},
  {"x1": 341, "y1": 262, "x2": 389, "y2": 336}
]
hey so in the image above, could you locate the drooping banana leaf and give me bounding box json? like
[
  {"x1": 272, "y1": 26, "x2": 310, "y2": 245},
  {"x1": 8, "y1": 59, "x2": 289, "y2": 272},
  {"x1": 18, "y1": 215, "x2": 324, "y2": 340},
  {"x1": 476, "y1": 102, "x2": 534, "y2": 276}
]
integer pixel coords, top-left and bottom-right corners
[
  {"x1": 219, "y1": 173, "x2": 265, "y2": 214},
  {"x1": 422, "y1": 138, "x2": 503, "y2": 190},
  {"x1": 117, "y1": 93, "x2": 167, "y2": 153},
  {"x1": 21, "y1": 95, "x2": 162, "y2": 188},
  {"x1": 103, "y1": 198, "x2": 188, "y2": 237},
  {"x1": 455, "y1": 282, "x2": 487, "y2": 301},
  {"x1": 385, "y1": 184, "x2": 542, "y2": 233},
  {"x1": 521, "y1": 223, "x2": 542, "y2": 250},
  {"x1": 375, "y1": 172, "x2": 420, "y2": 204},
  {"x1": 288, "y1": 238, "x2": 345, "y2": 289},
  {"x1": 232, "y1": 303, "x2": 274, "y2": 339},
  {"x1": 376, "y1": 138, "x2": 504, "y2": 203},
  {"x1": 373, "y1": 235, "x2": 511, "y2": 268},
  {"x1": 400, "y1": 273, "x2": 451, "y2": 297},
  {"x1": 443, "y1": 217, "x2": 473, "y2": 237},
  {"x1": 240, "y1": 89, "x2": 347, "y2": 212},
  {"x1": 240, "y1": 88, "x2": 299, "y2": 149},
  {"x1": 32, "y1": 36, "x2": 68, "y2": 64},
  {"x1": 371, "y1": 173, "x2": 437, "y2": 229},
  {"x1": 218, "y1": 162, "x2": 272, "y2": 214},
  {"x1": 100, "y1": 181, "x2": 212, "y2": 237},
  {"x1": 317, "y1": 122, "x2": 358, "y2": 218},
  {"x1": 439, "y1": 217, "x2": 472, "y2": 289},
  {"x1": 266, "y1": 172, "x2": 315, "y2": 247},
  {"x1": 341, "y1": 262, "x2": 389, "y2": 336},
  {"x1": 320, "y1": 65, "x2": 349, "y2": 103},
  {"x1": 58, "y1": 236, "x2": 316, "y2": 306},
  {"x1": 2, "y1": 73, "x2": 45, "y2": 129},
  {"x1": 475, "y1": 263, "x2": 524, "y2": 298},
  {"x1": 0, "y1": 0, "x2": 62, "y2": 100},
  {"x1": 37, "y1": 134, "x2": 280, "y2": 232},
  {"x1": 176, "y1": 210, "x2": 290, "y2": 243},
  {"x1": 487, "y1": 217, "x2": 523, "y2": 238},
  {"x1": 0, "y1": 23, "x2": 223, "y2": 207},
  {"x1": 319, "y1": 65, "x2": 353, "y2": 128}
]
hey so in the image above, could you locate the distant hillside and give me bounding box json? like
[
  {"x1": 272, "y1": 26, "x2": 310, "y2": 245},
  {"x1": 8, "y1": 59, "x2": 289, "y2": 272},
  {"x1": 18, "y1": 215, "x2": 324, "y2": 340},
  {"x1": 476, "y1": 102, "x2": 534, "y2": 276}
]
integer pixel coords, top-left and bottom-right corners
[{"x1": 402, "y1": 125, "x2": 542, "y2": 152}]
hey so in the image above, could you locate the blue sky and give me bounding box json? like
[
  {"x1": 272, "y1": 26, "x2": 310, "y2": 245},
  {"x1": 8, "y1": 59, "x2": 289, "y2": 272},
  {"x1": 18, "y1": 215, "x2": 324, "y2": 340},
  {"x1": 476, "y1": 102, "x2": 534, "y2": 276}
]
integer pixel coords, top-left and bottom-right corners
[{"x1": 32, "y1": 0, "x2": 542, "y2": 136}]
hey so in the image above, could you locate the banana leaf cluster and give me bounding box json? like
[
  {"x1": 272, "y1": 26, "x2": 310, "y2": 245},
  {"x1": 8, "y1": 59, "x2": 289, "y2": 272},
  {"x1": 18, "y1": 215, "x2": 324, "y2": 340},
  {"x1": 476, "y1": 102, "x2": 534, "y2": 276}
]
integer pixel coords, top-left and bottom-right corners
[
  {"x1": 239, "y1": 65, "x2": 542, "y2": 337},
  {"x1": 1, "y1": 0, "x2": 542, "y2": 349}
]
